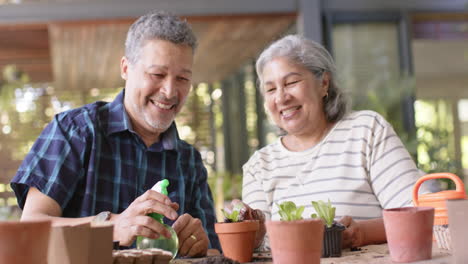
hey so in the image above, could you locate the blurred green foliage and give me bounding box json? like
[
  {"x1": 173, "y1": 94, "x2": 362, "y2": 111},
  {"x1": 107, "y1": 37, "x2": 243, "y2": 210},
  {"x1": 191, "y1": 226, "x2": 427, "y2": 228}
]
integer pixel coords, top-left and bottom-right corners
[
  {"x1": 353, "y1": 76, "x2": 418, "y2": 157},
  {"x1": 207, "y1": 171, "x2": 242, "y2": 201},
  {"x1": 415, "y1": 100, "x2": 461, "y2": 190}
]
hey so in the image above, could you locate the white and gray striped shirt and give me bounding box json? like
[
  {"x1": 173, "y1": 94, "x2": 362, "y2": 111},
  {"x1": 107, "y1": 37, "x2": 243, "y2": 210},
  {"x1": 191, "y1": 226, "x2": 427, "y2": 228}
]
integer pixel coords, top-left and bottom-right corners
[{"x1": 242, "y1": 110, "x2": 431, "y2": 222}]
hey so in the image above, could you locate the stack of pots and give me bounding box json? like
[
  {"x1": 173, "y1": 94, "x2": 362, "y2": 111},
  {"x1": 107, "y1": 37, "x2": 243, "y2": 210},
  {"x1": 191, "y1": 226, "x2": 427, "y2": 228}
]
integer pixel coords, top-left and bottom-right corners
[{"x1": 413, "y1": 172, "x2": 467, "y2": 250}]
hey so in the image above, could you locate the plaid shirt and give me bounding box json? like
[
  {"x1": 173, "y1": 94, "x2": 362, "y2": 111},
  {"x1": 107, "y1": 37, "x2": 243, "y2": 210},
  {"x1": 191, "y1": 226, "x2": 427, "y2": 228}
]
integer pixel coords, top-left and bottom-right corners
[{"x1": 11, "y1": 90, "x2": 220, "y2": 250}]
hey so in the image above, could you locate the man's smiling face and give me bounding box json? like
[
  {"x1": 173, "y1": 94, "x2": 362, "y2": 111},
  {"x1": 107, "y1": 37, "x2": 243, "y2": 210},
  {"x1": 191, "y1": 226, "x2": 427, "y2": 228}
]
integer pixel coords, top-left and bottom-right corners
[{"x1": 121, "y1": 39, "x2": 193, "y2": 136}]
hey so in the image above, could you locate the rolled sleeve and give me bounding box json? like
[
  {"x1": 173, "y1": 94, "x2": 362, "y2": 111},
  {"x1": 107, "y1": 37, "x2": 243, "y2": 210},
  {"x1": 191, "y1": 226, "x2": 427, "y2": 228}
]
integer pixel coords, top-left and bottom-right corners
[{"x1": 11, "y1": 113, "x2": 87, "y2": 211}]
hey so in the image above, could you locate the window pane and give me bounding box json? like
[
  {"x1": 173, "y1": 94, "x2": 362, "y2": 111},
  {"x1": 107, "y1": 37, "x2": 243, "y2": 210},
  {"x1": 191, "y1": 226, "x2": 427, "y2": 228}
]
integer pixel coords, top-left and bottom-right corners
[
  {"x1": 332, "y1": 23, "x2": 415, "y2": 152},
  {"x1": 459, "y1": 100, "x2": 468, "y2": 171},
  {"x1": 415, "y1": 100, "x2": 457, "y2": 177}
]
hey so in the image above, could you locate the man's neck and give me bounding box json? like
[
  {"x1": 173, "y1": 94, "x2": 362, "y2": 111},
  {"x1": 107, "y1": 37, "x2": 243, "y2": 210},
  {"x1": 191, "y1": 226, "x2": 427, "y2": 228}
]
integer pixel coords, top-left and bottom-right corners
[
  {"x1": 124, "y1": 108, "x2": 162, "y2": 148},
  {"x1": 135, "y1": 127, "x2": 161, "y2": 147}
]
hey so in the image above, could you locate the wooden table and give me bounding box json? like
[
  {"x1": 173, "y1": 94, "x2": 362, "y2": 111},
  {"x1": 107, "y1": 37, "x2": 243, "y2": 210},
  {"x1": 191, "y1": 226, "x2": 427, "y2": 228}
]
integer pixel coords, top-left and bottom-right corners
[
  {"x1": 172, "y1": 243, "x2": 452, "y2": 263},
  {"x1": 320, "y1": 243, "x2": 451, "y2": 264}
]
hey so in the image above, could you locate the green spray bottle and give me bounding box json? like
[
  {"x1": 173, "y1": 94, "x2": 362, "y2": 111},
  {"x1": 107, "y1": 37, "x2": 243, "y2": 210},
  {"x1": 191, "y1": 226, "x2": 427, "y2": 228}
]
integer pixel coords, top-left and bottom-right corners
[{"x1": 136, "y1": 179, "x2": 179, "y2": 258}]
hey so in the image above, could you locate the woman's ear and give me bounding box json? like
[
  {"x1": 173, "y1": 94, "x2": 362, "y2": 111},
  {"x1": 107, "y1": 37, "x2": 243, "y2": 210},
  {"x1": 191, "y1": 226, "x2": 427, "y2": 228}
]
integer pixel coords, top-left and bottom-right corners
[{"x1": 321, "y1": 72, "x2": 330, "y2": 96}]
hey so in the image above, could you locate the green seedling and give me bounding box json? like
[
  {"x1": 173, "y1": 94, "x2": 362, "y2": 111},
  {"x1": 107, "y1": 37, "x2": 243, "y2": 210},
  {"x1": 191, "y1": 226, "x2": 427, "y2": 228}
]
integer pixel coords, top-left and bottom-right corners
[
  {"x1": 277, "y1": 201, "x2": 305, "y2": 221},
  {"x1": 221, "y1": 203, "x2": 245, "y2": 222},
  {"x1": 311, "y1": 199, "x2": 336, "y2": 228}
]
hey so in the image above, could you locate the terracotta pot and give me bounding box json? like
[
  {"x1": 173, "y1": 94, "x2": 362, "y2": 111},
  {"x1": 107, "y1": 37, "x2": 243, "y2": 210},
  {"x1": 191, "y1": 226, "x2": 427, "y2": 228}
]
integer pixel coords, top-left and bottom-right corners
[
  {"x1": 413, "y1": 172, "x2": 467, "y2": 225},
  {"x1": 0, "y1": 220, "x2": 51, "y2": 264},
  {"x1": 447, "y1": 199, "x2": 468, "y2": 263},
  {"x1": 266, "y1": 219, "x2": 323, "y2": 264},
  {"x1": 383, "y1": 207, "x2": 434, "y2": 263},
  {"x1": 322, "y1": 223, "x2": 345, "y2": 257},
  {"x1": 215, "y1": 220, "x2": 259, "y2": 263}
]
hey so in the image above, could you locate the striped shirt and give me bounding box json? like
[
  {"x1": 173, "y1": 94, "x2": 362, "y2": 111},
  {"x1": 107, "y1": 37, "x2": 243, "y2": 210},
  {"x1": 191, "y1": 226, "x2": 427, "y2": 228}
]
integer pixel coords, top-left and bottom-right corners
[
  {"x1": 11, "y1": 90, "x2": 220, "y2": 250},
  {"x1": 242, "y1": 110, "x2": 431, "y2": 222}
]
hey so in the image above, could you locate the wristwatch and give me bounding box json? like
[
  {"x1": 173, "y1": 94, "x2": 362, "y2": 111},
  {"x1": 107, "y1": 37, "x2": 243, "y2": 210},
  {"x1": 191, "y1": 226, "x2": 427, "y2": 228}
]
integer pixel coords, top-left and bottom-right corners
[{"x1": 92, "y1": 211, "x2": 112, "y2": 224}]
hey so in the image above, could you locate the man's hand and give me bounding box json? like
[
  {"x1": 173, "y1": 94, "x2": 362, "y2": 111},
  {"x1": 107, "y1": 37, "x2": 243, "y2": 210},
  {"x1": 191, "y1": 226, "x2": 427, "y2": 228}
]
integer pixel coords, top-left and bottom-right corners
[
  {"x1": 112, "y1": 190, "x2": 179, "y2": 246},
  {"x1": 339, "y1": 215, "x2": 363, "y2": 249},
  {"x1": 228, "y1": 199, "x2": 266, "y2": 249},
  {"x1": 172, "y1": 214, "x2": 209, "y2": 257}
]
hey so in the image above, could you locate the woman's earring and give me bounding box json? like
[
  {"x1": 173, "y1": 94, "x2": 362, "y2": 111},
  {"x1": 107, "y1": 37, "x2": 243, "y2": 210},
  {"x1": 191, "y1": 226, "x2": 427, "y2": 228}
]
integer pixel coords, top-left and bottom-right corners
[{"x1": 323, "y1": 92, "x2": 329, "y2": 100}]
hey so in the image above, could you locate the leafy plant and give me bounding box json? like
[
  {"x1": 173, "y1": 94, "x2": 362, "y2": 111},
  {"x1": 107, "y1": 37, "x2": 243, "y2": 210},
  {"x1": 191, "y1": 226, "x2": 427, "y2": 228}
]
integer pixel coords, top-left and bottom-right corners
[
  {"x1": 277, "y1": 201, "x2": 304, "y2": 221},
  {"x1": 416, "y1": 122, "x2": 460, "y2": 190},
  {"x1": 311, "y1": 199, "x2": 336, "y2": 228},
  {"x1": 221, "y1": 202, "x2": 245, "y2": 223},
  {"x1": 352, "y1": 75, "x2": 418, "y2": 158}
]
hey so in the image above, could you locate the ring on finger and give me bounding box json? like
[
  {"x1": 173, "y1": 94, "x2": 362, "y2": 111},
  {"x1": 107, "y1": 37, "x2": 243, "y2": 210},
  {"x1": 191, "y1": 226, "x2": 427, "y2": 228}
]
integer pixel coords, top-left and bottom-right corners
[{"x1": 190, "y1": 235, "x2": 197, "y2": 241}]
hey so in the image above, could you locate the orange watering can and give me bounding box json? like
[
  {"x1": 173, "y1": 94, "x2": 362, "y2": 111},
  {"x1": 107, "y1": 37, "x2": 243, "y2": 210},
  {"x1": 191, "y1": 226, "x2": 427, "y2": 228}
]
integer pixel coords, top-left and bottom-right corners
[{"x1": 413, "y1": 172, "x2": 467, "y2": 225}]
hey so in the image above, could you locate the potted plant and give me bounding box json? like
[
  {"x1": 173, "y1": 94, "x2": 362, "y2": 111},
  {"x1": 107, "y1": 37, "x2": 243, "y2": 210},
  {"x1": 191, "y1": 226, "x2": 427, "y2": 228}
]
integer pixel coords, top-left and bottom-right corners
[
  {"x1": 214, "y1": 203, "x2": 259, "y2": 263},
  {"x1": 277, "y1": 201, "x2": 305, "y2": 221},
  {"x1": 266, "y1": 201, "x2": 324, "y2": 264},
  {"x1": 311, "y1": 199, "x2": 345, "y2": 257}
]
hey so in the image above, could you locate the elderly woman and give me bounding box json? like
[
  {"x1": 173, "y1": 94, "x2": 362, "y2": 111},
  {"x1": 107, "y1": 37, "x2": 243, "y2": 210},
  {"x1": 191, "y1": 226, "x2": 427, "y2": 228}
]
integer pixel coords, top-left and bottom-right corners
[{"x1": 234, "y1": 34, "x2": 434, "y2": 249}]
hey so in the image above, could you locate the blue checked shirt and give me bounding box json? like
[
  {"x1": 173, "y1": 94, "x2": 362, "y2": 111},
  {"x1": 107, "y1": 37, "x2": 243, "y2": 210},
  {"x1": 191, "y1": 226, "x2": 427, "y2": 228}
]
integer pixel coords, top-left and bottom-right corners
[{"x1": 11, "y1": 90, "x2": 220, "y2": 250}]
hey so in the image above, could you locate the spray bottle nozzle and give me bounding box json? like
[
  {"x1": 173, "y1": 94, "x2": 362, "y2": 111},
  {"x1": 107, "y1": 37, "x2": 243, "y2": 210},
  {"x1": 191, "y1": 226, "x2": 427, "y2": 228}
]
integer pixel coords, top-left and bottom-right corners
[
  {"x1": 152, "y1": 179, "x2": 169, "y2": 196},
  {"x1": 149, "y1": 179, "x2": 170, "y2": 224}
]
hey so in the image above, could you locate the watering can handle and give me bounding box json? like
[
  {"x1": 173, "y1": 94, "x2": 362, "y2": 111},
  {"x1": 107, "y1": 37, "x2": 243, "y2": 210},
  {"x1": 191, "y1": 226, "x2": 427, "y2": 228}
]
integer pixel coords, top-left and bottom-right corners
[{"x1": 413, "y1": 172, "x2": 465, "y2": 206}]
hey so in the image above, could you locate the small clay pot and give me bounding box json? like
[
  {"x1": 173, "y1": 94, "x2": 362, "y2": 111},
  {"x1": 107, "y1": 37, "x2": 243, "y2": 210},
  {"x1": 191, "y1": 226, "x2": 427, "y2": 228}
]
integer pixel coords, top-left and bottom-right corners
[
  {"x1": 215, "y1": 220, "x2": 259, "y2": 263},
  {"x1": 322, "y1": 222, "x2": 345, "y2": 257},
  {"x1": 447, "y1": 199, "x2": 468, "y2": 263},
  {"x1": 0, "y1": 220, "x2": 51, "y2": 264},
  {"x1": 383, "y1": 207, "x2": 434, "y2": 263},
  {"x1": 266, "y1": 219, "x2": 323, "y2": 264}
]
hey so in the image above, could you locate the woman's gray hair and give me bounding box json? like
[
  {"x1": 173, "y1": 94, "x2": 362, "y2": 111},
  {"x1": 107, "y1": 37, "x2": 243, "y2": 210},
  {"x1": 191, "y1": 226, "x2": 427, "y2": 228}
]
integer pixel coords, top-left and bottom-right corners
[
  {"x1": 256, "y1": 34, "x2": 348, "y2": 123},
  {"x1": 125, "y1": 10, "x2": 197, "y2": 65}
]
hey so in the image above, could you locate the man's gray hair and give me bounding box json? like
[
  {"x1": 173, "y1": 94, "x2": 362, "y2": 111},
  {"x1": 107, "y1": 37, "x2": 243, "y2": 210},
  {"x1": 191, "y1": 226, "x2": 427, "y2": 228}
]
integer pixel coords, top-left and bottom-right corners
[
  {"x1": 125, "y1": 10, "x2": 198, "y2": 65},
  {"x1": 256, "y1": 34, "x2": 348, "y2": 123}
]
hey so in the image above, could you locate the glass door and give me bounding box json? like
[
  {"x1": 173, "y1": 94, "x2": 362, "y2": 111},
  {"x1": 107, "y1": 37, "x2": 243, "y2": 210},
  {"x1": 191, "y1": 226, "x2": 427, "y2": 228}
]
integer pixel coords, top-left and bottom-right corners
[
  {"x1": 324, "y1": 12, "x2": 417, "y2": 155},
  {"x1": 412, "y1": 13, "x2": 468, "y2": 186}
]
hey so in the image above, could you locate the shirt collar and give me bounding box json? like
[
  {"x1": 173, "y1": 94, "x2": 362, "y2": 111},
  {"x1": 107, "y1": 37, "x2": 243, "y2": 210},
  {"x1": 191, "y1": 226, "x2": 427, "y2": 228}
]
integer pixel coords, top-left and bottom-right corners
[
  {"x1": 105, "y1": 89, "x2": 179, "y2": 151},
  {"x1": 106, "y1": 90, "x2": 130, "y2": 135}
]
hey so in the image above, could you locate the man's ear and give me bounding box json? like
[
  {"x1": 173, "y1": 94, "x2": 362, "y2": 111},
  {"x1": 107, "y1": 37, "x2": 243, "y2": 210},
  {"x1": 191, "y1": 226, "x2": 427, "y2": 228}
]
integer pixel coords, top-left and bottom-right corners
[{"x1": 120, "y1": 56, "x2": 129, "y2": 80}]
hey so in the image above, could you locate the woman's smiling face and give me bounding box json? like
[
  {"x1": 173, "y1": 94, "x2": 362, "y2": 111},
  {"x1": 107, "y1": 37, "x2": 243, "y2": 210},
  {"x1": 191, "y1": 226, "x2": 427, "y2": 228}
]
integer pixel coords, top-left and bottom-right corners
[{"x1": 261, "y1": 57, "x2": 329, "y2": 136}]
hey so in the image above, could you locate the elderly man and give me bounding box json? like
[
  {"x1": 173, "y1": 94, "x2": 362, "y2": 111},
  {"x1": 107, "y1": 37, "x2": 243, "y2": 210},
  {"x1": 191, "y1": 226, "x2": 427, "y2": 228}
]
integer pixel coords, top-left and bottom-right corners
[{"x1": 11, "y1": 11, "x2": 220, "y2": 257}]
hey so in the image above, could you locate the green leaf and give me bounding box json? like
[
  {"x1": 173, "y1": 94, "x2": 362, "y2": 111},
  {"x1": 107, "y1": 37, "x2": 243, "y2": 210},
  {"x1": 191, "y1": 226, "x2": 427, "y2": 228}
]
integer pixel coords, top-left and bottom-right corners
[
  {"x1": 278, "y1": 210, "x2": 288, "y2": 221},
  {"x1": 231, "y1": 210, "x2": 239, "y2": 222},
  {"x1": 277, "y1": 201, "x2": 304, "y2": 221},
  {"x1": 310, "y1": 199, "x2": 336, "y2": 228},
  {"x1": 297, "y1": 206, "x2": 305, "y2": 220},
  {"x1": 221, "y1": 207, "x2": 241, "y2": 222},
  {"x1": 283, "y1": 201, "x2": 295, "y2": 212},
  {"x1": 221, "y1": 209, "x2": 230, "y2": 219}
]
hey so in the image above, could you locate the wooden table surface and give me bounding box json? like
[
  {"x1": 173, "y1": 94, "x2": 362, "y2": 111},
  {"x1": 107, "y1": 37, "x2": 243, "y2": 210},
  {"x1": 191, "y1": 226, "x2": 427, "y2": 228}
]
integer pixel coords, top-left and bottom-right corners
[
  {"x1": 172, "y1": 243, "x2": 452, "y2": 264},
  {"x1": 320, "y1": 243, "x2": 451, "y2": 264}
]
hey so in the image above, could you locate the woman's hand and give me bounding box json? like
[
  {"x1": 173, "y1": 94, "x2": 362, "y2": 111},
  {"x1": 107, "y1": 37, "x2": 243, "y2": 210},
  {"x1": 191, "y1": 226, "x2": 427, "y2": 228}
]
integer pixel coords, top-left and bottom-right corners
[
  {"x1": 339, "y1": 215, "x2": 363, "y2": 248},
  {"x1": 228, "y1": 199, "x2": 266, "y2": 248},
  {"x1": 339, "y1": 216, "x2": 386, "y2": 249}
]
